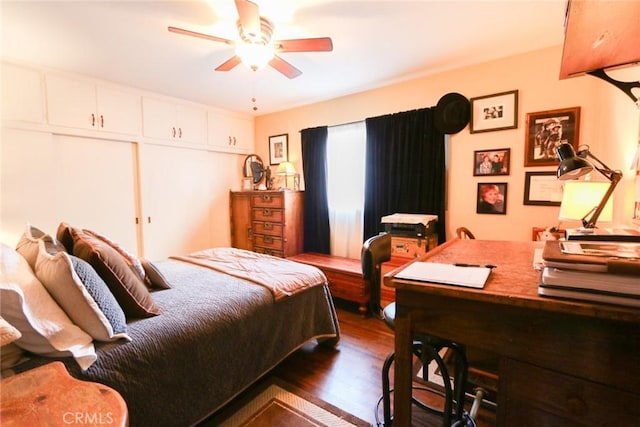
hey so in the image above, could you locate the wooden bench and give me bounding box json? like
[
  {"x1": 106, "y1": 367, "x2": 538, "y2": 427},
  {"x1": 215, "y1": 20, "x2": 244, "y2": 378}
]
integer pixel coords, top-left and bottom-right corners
[
  {"x1": 287, "y1": 252, "x2": 369, "y2": 315},
  {"x1": 288, "y1": 252, "x2": 407, "y2": 316}
]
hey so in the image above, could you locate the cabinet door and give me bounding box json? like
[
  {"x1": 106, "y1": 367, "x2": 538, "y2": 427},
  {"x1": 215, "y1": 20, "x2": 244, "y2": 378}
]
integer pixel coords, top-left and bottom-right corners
[
  {"x1": 96, "y1": 86, "x2": 141, "y2": 136},
  {"x1": 139, "y1": 144, "x2": 214, "y2": 260},
  {"x1": 142, "y1": 97, "x2": 176, "y2": 140},
  {"x1": 46, "y1": 74, "x2": 96, "y2": 130},
  {"x1": 176, "y1": 104, "x2": 207, "y2": 144},
  {"x1": 228, "y1": 115, "x2": 254, "y2": 153},
  {"x1": 208, "y1": 111, "x2": 253, "y2": 153},
  {"x1": 1, "y1": 63, "x2": 45, "y2": 124}
]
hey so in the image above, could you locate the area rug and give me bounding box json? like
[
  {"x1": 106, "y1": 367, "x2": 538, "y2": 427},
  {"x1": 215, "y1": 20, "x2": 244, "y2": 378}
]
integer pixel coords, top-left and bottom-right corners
[{"x1": 203, "y1": 378, "x2": 371, "y2": 427}]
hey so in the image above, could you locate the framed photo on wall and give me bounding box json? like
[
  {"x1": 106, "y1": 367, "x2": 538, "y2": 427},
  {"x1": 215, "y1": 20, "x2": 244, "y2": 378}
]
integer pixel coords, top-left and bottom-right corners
[
  {"x1": 470, "y1": 90, "x2": 518, "y2": 133},
  {"x1": 473, "y1": 148, "x2": 510, "y2": 176},
  {"x1": 523, "y1": 171, "x2": 563, "y2": 206},
  {"x1": 269, "y1": 134, "x2": 288, "y2": 165},
  {"x1": 477, "y1": 182, "x2": 507, "y2": 215},
  {"x1": 524, "y1": 107, "x2": 580, "y2": 167}
]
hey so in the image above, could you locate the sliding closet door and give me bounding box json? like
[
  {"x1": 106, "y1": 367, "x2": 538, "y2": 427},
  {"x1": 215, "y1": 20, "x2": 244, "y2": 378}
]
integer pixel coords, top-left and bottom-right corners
[
  {"x1": 138, "y1": 144, "x2": 215, "y2": 260},
  {"x1": 0, "y1": 128, "x2": 137, "y2": 250}
]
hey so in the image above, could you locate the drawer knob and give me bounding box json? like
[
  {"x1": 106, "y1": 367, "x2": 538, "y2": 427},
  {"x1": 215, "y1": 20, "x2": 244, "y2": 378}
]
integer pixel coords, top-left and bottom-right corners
[
  {"x1": 263, "y1": 208, "x2": 272, "y2": 216},
  {"x1": 262, "y1": 195, "x2": 272, "y2": 202},
  {"x1": 263, "y1": 236, "x2": 274, "y2": 244},
  {"x1": 264, "y1": 222, "x2": 272, "y2": 229}
]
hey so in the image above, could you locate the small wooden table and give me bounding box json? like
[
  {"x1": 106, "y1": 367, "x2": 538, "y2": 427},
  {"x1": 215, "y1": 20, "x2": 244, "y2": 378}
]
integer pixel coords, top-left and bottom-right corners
[
  {"x1": 385, "y1": 238, "x2": 640, "y2": 426},
  {"x1": 1, "y1": 362, "x2": 128, "y2": 426}
]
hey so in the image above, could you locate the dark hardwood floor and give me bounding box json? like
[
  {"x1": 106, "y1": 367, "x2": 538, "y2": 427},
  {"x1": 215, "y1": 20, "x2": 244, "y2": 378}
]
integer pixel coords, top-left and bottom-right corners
[{"x1": 233, "y1": 300, "x2": 497, "y2": 426}]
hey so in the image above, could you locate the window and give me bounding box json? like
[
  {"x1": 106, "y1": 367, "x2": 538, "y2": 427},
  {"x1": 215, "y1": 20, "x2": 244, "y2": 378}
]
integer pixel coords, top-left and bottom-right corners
[{"x1": 326, "y1": 121, "x2": 366, "y2": 258}]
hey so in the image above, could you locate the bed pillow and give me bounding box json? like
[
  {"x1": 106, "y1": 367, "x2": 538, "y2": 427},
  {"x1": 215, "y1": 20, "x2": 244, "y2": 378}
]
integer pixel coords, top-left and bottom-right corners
[
  {"x1": 56, "y1": 222, "x2": 80, "y2": 253},
  {"x1": 15, "y1": 224, "x2": 52, "y2": 270},
  {"x1": 0, "y1": 244, "x2": 96, "y2": 371},
  {"x1": 0, "y1": 316, "x2": 26, "y2": 371},
  {"x1": 141, "y1": 259, "x2": 172, "y2": 290},
  {"x1": 84, "y1": 229, "x2": 146, "y2": 280},
  {"x1": 69, "y1": 229, "x2": 160, "y2": 318},
  {"x1": 35, "y1": 240, "x2": 131, "y2": 342}
]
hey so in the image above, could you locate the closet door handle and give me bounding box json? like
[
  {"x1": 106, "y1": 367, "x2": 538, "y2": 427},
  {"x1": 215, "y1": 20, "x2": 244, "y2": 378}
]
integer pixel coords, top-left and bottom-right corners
[
  {"x1": 100, "y1": 115, "x2": 104, "y2": 128},
  {"x1": 178, "y1": 127, "x2": 182, "y2": 138},
  {"x1": 172, "y1": 127, "x2": 176, "y2": 138},
  {"x1": 91, "y1": 113, "x2": 96, "y2": 127}
]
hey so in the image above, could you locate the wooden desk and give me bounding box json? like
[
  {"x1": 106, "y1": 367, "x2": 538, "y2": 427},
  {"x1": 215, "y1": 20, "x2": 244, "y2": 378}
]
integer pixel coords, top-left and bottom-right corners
[{"x1": 384, "y1": 239, "x2": 640, "y2": 426}]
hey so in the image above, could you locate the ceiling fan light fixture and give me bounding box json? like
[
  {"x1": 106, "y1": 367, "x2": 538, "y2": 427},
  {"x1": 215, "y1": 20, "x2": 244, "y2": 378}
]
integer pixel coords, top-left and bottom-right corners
[{"x1": 236, "y1": 42, "x2": 274, "y2": 71}]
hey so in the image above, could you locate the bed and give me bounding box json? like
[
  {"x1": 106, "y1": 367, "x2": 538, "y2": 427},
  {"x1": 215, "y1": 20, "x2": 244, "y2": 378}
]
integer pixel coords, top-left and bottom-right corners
[{"x1": 1, "y1": 226, "x2": 340, "y2": 427}]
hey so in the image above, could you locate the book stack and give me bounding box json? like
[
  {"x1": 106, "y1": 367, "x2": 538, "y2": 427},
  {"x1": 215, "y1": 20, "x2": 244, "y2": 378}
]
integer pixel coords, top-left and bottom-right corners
[{"x1": 539, "y1": 240, "x2": 640, "y2": 308}]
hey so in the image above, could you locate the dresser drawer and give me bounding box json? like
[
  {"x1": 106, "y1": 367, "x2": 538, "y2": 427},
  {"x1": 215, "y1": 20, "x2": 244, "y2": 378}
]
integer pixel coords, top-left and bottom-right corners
[
  {"x1": 254, "y1": 245, "x2": 284, "y2": 258},
  {"x1": 499, "y1": 358, "x2": 640, "y2": 426},
  {"x1": 253, "y1": 221, "x2": 283, "y2": 237},
  {"x1": 254, "y1": 234, "x2": 283, "y2": 251},
  {"x1": 251, "y1": 193, "x2": 284, "y2": 208},
  {"x1": 252, "y1": 208, "x2": 283, "y2": 222}
]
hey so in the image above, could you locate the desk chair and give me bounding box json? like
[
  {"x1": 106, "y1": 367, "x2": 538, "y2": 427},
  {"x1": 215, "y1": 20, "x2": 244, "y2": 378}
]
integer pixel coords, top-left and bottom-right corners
[
  {"x1": 363, "y1": 233, "x2": 472, "y2": 426},
  {"x1": 455, "y1": 227, "x2": 476, "y2": 240}
]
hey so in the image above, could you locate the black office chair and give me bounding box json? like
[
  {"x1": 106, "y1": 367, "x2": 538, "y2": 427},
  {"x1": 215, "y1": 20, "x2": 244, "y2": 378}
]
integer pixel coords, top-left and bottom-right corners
[{"x1": 362, "y1": 232, "x2": 473, "y2": 427}]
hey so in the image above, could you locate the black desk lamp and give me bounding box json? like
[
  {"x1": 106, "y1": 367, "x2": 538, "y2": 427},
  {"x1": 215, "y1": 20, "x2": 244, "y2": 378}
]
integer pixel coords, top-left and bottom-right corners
[{"x1": 556, "y1": 143, "x2": 623, "y2": 229}]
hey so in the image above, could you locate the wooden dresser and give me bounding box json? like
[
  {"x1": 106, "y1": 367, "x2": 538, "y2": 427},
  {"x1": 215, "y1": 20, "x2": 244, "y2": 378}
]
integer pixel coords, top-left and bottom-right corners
[{"x1": 230, "y1": 190, "x2": 303, "y2": 257}]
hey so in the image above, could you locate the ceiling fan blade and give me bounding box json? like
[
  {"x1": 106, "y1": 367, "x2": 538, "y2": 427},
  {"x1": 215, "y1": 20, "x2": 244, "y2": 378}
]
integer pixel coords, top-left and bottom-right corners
[
  {"x1": 168, "y1": 26, "x2": 233, "y2": 45},
  {"x1": 274, "y1": 37, "x2": 333, "y2": 53},
  {"x1": 235, "y1": 0, "x2": 261, "y2": 40},
  {"x1": 215, "y1": 55, "x2": 242, "y2": 72},
  {"x1": 269, "y1": 55, "x2": 302, "y2": 79}
]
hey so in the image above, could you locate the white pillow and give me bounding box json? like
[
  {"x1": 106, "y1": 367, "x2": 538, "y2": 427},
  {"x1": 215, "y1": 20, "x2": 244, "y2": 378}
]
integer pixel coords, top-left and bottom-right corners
[
  {"x1": 35, "y1": 240, "x2": 131, "y2": 343},
  {"x1": 15, "y1": 223, "x2": 50, "y2": 271},
  {"x1": 0, "y1": 243, "x2": 96, "y2": 371}
]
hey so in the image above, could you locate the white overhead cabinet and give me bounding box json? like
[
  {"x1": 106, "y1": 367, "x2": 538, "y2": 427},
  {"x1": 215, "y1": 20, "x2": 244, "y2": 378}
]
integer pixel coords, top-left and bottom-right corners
[
  {"x1": 45, "y1": 74, "x2": 141, "y2": 136},
  {"x1": 1, "y1": 63, "x2": 45, "y2": 124},
  {"x1": 142, "y1": 97, "x2": 207, "y2": 145},
  {"x1": 208, "y1": 110, "x2": 254, "y2": 154}
]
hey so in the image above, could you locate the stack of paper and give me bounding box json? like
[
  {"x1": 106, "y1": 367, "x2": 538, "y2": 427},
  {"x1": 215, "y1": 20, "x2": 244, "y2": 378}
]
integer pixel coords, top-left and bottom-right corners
[
  {"x1": 539, "y1": 241, "x2": 640, "y2": 307},
  {"x1": 396, "y1": 262, "x2": 491, "y2": 289}
]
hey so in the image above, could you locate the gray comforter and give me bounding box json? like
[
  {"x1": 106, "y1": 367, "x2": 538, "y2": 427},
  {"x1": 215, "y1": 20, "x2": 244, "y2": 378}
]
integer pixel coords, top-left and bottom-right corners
[{"x1": 18, "y1": 258, "x2": 340, "y2": 426}]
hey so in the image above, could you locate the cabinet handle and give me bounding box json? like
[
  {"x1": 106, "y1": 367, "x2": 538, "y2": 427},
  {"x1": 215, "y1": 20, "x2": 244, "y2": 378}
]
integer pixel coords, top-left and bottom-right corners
[
  {"x1": 228, "y1": 136, "x2": 232, "y2": 145},
  {"x1": 135, "y1": 217, "x2": 139, "y2": 224},
  {"x1": 263, "y1": 236, "x2": 273, "y2": 244},
  {"x1": 178, "y1": 127, "x2": 182, "y2": 138},
  {"x1": 100, "y1": 115, "x2": 104, "y2": 128},
  {"x1": 147, "y1": 216, "x2": 151, "y2": 224},
  {"x1": 233, "y1": 136, "x2": 237, "y2": 145},
  {"x1": 172, "y1": 127, "x2": 176, "y2": 138},
  {"x1": 262, "y1": 195, "x2": 272, "y2": 202},
  {"x1": 262, "y1": 208, "x2": 272, "y2": 216},
  {"x1": 264, "y1": 222, "x2": 272, "y2": 230},
  {"x1": 91, "y1": 113, "x2": 96, "y2": 127}
]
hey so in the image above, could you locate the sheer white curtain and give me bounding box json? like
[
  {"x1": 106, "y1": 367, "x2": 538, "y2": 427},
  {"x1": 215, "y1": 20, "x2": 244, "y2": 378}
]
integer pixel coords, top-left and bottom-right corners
[{"x1": 327, "y1": 121, "x2": 366, "y2": 258}]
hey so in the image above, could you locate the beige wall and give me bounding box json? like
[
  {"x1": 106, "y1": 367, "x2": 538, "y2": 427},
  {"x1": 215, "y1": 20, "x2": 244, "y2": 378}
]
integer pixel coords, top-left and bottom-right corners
[{"x1": 254, "y1": 46, "x2": 640, "y2": 242}]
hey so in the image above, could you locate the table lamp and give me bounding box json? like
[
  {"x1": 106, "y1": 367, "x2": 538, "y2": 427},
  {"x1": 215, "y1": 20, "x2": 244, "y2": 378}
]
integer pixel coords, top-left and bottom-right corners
[
  {"x1": 276, "y1": 161, "x2": 296, "y2": 189},
  {"x1": 559, "y1": 181, "x2": 613, "y2": 224},
  {"x1": 556, "y1": 143, "x2": 622, "y2": 229}
]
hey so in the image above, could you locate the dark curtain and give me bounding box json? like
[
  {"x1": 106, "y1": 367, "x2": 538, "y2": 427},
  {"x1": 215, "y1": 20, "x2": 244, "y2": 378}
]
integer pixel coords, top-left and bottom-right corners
[
  {"x1": 363, "y1": 107, "x2": 446, "y2": 244},
  {"x1": 301, "y1": 126, "x2": 331, "y2": 254}
]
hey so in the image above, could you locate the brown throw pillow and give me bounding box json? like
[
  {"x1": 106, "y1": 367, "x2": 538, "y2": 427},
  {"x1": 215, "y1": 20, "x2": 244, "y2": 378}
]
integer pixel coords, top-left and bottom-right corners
[
  {"x1": 56, "y1": 222, "x2": 80, "y2": 254},
  {"x1": 70, "y1": 229, "x2": 159, "y2": 318}
]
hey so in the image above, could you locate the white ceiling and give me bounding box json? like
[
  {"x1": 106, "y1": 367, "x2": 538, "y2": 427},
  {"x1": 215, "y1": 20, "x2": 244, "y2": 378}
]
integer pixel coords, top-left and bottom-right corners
[{"x1": 1, "y1": 0, "x2": 569, "y2": 115}]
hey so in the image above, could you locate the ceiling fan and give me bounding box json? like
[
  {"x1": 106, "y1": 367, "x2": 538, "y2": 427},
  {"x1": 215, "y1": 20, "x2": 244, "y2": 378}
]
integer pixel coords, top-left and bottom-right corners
[{"x1": 168, "y1": 0, "x2": 333, "y2": 79}]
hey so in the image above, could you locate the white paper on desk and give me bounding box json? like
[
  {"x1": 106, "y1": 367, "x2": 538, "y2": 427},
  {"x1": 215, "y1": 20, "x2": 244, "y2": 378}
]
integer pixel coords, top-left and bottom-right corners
[{"x1": 395, "y1": 262, "x2": 491, "y2": 289}]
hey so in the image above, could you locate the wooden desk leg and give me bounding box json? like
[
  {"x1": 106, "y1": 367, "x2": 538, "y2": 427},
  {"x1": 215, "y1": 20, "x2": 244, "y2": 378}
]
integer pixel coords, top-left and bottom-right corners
[{"x1": 394, "y1": 307, "x2": 412, "y2": 426}]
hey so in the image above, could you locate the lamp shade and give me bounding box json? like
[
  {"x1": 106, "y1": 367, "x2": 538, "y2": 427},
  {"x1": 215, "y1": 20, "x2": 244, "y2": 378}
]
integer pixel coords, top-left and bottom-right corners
[
  {"x1": 276, "y1": 161, "x2": 296, "y2": 176},
  {"x1": 559, "y1": 181, "x2": 613, "y2": 222},
  {"x1": 556, "y1": 143, "x2": 593, "y2": 180}
]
